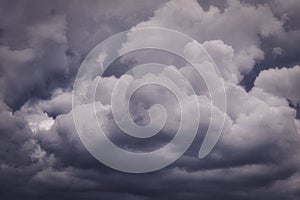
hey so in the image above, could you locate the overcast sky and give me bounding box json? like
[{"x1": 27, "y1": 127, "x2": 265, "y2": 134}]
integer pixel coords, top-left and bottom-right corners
[{"x1": 0, "y1": 0, "x2": 300, "y2": 199}]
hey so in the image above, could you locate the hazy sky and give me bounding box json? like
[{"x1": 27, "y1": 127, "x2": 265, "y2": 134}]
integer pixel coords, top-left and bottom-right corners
[{"x1": 0, "y1": 0, "x2": 300, "y2": 199}]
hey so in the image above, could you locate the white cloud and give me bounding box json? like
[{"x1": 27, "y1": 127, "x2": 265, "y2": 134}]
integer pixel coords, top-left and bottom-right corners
[
  {"x1": 254, "y1": 65, "x2": 300, "y2": 103},
  {"x1": 18, "y1": 103, "x2": 55, "y2": 133},
  {"x1": 121, "y1": 0, "x2": 282, "y2": 83},
  {"x1": 39, "y1": 89, "x2": 72, "y2": 116},
  {"x1": 203, "y1": 40, "x2": 264, "y2": 83},
  {"x1": 222, "y1": 82, "x2": 298, "y2": 151}
]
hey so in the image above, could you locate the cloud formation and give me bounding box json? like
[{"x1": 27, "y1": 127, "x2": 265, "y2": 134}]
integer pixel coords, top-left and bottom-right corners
[{"x1": 0, "y1": 0, "x2": 299, "y2": 199}]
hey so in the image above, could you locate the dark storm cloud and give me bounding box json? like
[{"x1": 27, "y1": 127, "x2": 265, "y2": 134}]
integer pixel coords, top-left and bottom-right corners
[
  {"x1": 0, "y1": 0, "x2": 300, "y2": 200},
  {"x1": 0, "y1": 0, "x2": 166, "y2": 110}
]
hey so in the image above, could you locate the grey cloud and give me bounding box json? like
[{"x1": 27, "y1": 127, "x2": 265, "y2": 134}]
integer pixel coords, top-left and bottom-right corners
[
  {"x1": 254, "y1": 65, "x2": 300, "y2": 103},
  {"x1": 0, "y1": 0, "x2": 300, "y2": 200},
  {"x1": 122, "y1": 0, "x2": 283, "y2": 84},
  {"x1": 0, "y1": 0, "x2": 165, "y2": 110}
]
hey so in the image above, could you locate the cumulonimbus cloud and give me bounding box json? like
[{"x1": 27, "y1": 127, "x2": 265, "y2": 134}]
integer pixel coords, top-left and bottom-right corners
[{"x1": 0, "y1": 0, "x2": 299, "y2": 199}]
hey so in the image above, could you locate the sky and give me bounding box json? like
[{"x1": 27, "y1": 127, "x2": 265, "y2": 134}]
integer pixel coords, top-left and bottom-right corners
[{"x1": 0, "y1": 0, "x2": 300, "y2": 199}]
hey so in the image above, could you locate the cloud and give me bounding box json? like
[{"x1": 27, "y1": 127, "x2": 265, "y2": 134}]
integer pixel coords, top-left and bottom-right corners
[
  {"x1": 122, "y1": 0, "x2": 282, "y2": 83},
  {"x1": 0, "y1": 46, "x2": 35, "y2": 64},
  {"x1": 27, "y1": 15, "x2": 67, "y2": 45},
  {"x1": 203, "y1": 40, "x2": 264, "y2": 83},
  {"x1": 0, "y1": 15, "x2": 69, "y2": 110},
  {"x1": 0, "y1": 108, "x2": 56, "y2": 197},
  {"x1": 0, "y1": 0, "x2": 300, "y2": 200},
  {"x1": 254, "y1": 65, "x2": 300, "y2": 103},
  {"x1": 0, "y1": 0, "x2": 165, "y2": 110},
  {"x1": 21, "y1": 88, "x2": 73, "y2": 118}
]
